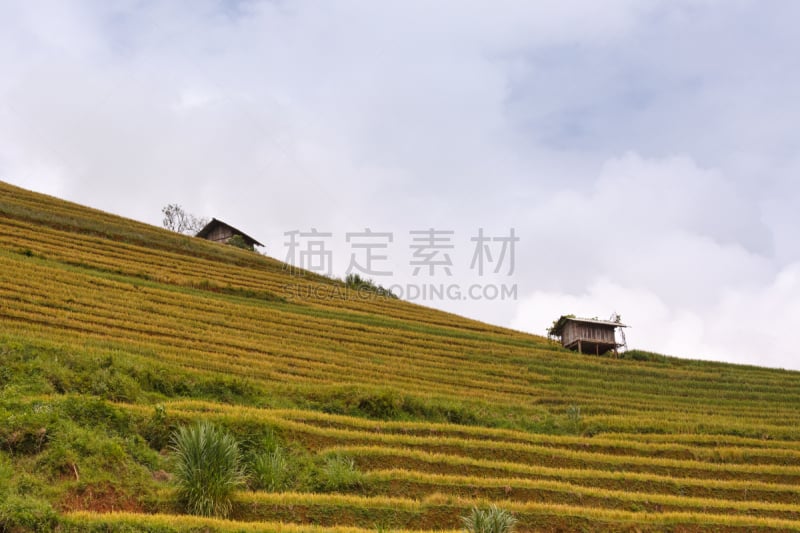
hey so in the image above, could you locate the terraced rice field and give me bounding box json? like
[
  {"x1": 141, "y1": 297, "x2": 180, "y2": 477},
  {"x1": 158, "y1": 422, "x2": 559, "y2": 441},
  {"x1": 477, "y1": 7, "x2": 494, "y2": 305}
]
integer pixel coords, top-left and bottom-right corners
[{"x1": 2, "y1": 180, "x2": 800, "y2": 531}]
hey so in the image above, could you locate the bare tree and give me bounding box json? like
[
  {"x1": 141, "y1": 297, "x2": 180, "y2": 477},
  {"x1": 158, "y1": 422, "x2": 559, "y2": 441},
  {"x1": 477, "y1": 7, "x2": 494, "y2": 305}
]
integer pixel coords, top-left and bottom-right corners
[{"x1": 162, "y1": 204, "x2": 209, "y2": 235}]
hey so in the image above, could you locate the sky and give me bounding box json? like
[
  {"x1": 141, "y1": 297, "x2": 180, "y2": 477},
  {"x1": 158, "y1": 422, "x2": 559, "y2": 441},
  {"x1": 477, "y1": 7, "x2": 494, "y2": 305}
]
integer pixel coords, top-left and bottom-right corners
[{"x1": 1, "y1": 1, "x2": 799, "y2": 370}]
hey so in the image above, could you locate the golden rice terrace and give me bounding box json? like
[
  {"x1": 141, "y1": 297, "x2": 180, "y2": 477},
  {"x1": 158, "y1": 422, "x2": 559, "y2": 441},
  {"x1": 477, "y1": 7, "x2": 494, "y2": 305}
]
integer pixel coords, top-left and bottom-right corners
[{"x1": 1, "y1": 180, "x2": 800, "y2": 532}]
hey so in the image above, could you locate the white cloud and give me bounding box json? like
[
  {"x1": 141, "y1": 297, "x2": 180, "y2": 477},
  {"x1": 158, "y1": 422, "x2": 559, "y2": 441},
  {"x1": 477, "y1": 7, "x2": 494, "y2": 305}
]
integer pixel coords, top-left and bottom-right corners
[{"x1": 513, "y1": 153, "x2": 774, "y2": 303}]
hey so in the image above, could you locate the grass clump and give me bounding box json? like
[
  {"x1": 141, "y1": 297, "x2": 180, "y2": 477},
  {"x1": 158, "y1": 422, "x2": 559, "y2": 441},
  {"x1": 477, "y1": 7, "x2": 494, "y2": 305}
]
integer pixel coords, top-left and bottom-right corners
[
  {"x1": 318, "y1": 454, "x2": 363, "y2": 492},
  {"x1": 462, "y1": 505, "x2": 517, "y2": 533},
  {"x1": 170, "y1": 421, "x2": 245, "y2": 518},
  {"x1": 247, "y1": 428, "x2": 292, "y2": 492},
  {"x1": 250, "y1": 446, "x2": 291, "y2": 492}
]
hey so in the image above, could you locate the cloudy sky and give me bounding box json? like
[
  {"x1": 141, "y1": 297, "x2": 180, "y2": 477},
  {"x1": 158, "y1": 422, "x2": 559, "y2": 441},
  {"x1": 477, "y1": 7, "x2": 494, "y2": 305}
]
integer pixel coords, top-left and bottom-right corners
[{"x1": 1, "y1": 1, "x2": 799, "y2": 369}]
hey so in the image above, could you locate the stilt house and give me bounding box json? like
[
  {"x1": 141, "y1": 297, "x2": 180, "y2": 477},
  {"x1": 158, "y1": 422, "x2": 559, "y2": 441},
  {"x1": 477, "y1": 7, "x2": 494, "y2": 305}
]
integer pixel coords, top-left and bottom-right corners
[{"x1": 549, "y1": 315, "x2": 627, "y2": 356}]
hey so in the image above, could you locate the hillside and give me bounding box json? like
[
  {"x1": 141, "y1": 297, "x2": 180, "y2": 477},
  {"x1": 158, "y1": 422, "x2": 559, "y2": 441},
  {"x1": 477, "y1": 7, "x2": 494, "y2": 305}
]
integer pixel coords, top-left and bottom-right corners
[{"x1": 2, "y1": 180, "x2": 800, "y2": 532}]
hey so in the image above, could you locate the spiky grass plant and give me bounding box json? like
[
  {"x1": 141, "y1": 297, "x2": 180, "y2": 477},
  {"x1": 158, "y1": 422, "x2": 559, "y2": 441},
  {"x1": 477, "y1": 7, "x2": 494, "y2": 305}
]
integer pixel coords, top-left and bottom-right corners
[
  {"x1": 251, "y1": 446, "x2": 291, "y2": 492},
  {"x1": 462, "y1": 505, "x2": 517, "y2": 533},
  {"x1": 170, "y1": 421, "x2": 245, "y2": 517},
  {"x1": 319, "y1": 453, "x2": 363, "y2": 491}
]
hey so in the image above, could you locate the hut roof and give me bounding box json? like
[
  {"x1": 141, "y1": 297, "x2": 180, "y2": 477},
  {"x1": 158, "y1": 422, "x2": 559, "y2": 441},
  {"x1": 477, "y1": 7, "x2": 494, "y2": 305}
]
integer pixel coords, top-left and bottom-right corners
[
  {"x1": 195, "y1": 218, "x2": 264, "y2": 247},
  {"x1": 549, "y1": 315, "x2": 627, "y2": 337}
]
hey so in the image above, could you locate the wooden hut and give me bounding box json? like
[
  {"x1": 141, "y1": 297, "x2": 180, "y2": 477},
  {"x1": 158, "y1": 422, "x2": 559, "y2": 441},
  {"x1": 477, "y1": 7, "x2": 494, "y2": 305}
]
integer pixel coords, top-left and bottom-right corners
[
  {"x1": 549, "y1": 316, "x2": 627, "y2": 356},
  {"x1": 195, "y1": 218, "x2": 264, "y2": 250}
]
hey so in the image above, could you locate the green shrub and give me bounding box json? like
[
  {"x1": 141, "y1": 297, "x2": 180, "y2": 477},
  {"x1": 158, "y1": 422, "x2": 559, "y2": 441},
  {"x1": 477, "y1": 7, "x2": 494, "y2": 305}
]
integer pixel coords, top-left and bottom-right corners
[
  {"x1": 170, "y1": 421, "x2": 245, "y2": 517},
  {"x1": 13, "y1": 472, "x2": 46, "y2": 500},
  {"x1": 250, "y1": 446, "x2": 291, "y2": 492},
  {"x1": 89, "y1": 366, "x2": 140, "y2": 402},
  {"x1": 0, "y1": 367, "x2": 11, "y2": 389},
  {"x1": 60, "y1": 396, "x2": 132, "y2": 435},
  {"x1": 0, "y1": 455, "x2": 11, "y2": 500},
  {"x1": 0, "y1": 494, "x2": 57, "y2": 532},
  {"x1": 318, "y1": 454, "x2": 363, "y2": 492},
  {"x1": 141, "y1": 404, "x2": 173, "y2": 451},
  {"x1": 622, "y1": 349, "x2": 669, "y2": 363},
  {"x1": 0, "y1": 460, "x2": 54, "y2": 530},
  {"x1": 309, "y1": 387, "x2": 482, "y2": 426},
  {"x1": 227, "y1": 234, "x2": 252, "y2": 250},
  {"x1": 38, "y1": 421, "x2": 135, "y2": 481},
  {"x1": 462, "y1": 505, "x2": 517, "y2": 533},
  {"x1": 0, "y1": 403, "x2": 53, "y2": 455},
  {"x1": 356, "y1": 391, "x2": 401, "y2": 419},
  {"x1": 344, "y1": 273, "x2": 397, "y2": 299}
]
